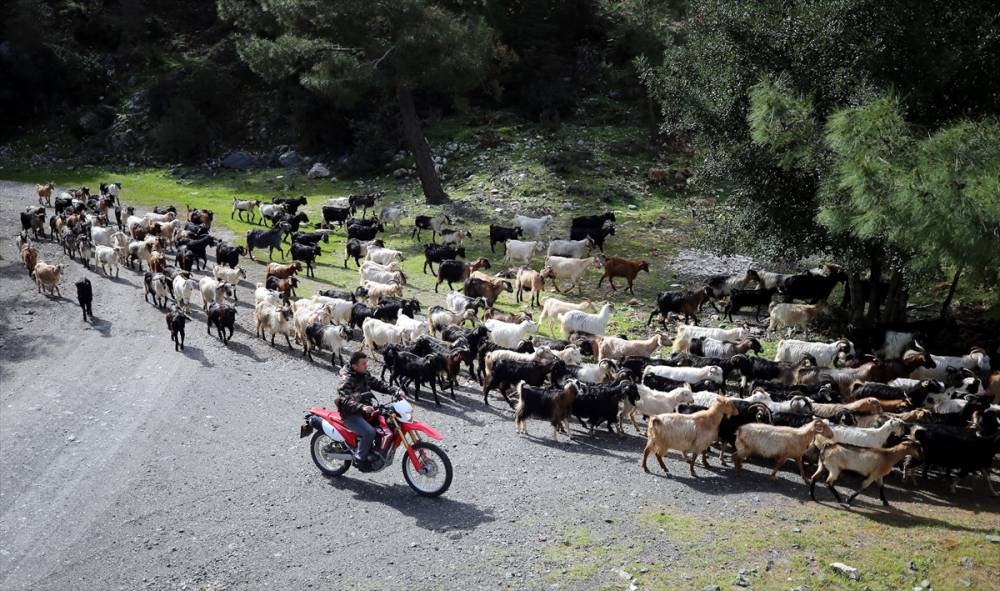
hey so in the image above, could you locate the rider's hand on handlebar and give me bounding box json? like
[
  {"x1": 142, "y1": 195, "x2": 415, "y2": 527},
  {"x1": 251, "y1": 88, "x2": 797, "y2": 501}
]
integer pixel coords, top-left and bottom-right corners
[{"x1": 362, "y1": 405, "x2": 376, "y2": 418}]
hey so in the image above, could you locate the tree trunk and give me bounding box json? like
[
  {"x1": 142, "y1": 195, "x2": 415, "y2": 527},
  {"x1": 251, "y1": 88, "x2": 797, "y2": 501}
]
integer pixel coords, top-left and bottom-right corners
[
  {"x1": 646, "y1": 95, "x2": 658, "y2": 144},
  {"x1": 397, "y1": 84, "x2": 449, "y2": 204},
  {"x1": 866, "y1": 253, "x2": 883, "y2": 323},
  {"x1": 939, "y1": 265, "x2": 964, "y2": 321},
  {"x1": 847, "y1": 272, "x2": 866, "y2": 326},
  {"x1": 883, "y1": 270, "x2": 905, "y2": 322}
]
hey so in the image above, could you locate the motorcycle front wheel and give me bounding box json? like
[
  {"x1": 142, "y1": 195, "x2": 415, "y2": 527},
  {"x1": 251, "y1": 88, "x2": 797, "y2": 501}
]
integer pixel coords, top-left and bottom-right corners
[
  {"x1": 402, "y1": 441, "x2": 453, "y2": 497},
  {"x1": 310, "y1": 431, "x2": 352, "y2": 477}
]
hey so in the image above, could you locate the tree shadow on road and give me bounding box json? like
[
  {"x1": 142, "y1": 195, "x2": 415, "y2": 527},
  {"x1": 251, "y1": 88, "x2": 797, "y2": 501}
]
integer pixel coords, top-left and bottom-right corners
[{"x1": 328, "y1": 478, "x2": 497, "y2": 532}]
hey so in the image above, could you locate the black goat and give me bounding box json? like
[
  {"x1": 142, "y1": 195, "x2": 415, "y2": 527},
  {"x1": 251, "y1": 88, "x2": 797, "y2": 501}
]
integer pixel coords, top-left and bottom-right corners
[
  {"x1": 347, "y1": 222, "x2": 384, "y2": 241},
  {"x1": 318, "y1": 288, "x2": 356, "y2": 302},
  {"x1": 322, "y1": 206, "x2": 352, "y2": 227},
  {"x1": 290, "y1": 242, "x2": 322, "y2": 278},
  {"x1": 166, "y1": 305, "x2": 190, "y2": 351},
  {"x1": 75, "y1": 278, "x2": 93, "y2": 321},
  {"x1": 571, "y1": 375, "x2": 638, "y2": 435},
  {"x1": 569, "y1": 224, "x2": 615, "y2": 252},
  {"x1": 215, "y1": 242, "x2": 246, "y2": 269},
  {"x1": 291, "y1": 231, "x2": 329, "y2": 245},
  {"x1": 175, "y1": 247, "x2": 195, "y2": 272},
  {"x1": 389, "y1": 352, "x2": 447, "y2": 406},
  {"x1": 570, "y1": 211, "x2": 615, "y2": 230},
  {"x1": 175, "y1": 234, "x2": 217, "y2": 270},
  {"x1": 482, "y1": 355, "x2": 563, "y2": 407},
  {"x1": 246, "y1": 223, "x2": 289, "y2": 261},
  {"x1": 725, "y1": 288, "x2": 777, "y2": 322},
  {"x1": 206, "y1": 303, "x2": 236, "y2": 344},
  {"x1": 515, "y1": 381, "x2": 581, "y2": 439},
  {"x1": 344, "y1": 238, "x2": 384, "y2": 269},
  {"x1": 273, "y1": 195, "x2": 307, "y2": 215},
  {"x1": 780, "y1": 272, "x2": 846, "y2": 303},
  {"x1": 423, "y1": 244, "x2": 465, "y2": 275},
  {"x1": 441, "y1": 324, "x2": 491, "y2": 379},
  {"x1": 489, "y1": 224, "x2": 523, "y2": 253}
]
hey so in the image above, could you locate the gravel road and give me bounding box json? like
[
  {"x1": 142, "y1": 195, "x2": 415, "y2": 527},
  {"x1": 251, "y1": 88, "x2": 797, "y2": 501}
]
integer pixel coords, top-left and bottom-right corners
[{"x1": 1, "y1": 180, "x2": 995, "y2": 590}]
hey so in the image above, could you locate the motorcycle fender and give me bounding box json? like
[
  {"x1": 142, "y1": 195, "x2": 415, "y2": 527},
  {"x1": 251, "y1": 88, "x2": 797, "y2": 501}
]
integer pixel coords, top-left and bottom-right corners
[{"x1": 404, "y1": 420, "x2": 444, "y2": 440}]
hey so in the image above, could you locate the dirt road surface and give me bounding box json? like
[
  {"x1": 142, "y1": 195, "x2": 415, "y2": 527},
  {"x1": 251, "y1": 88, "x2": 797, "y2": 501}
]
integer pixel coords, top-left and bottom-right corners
[{"x1": 1, "y1": 180, "x2": 996, "y2": 590}]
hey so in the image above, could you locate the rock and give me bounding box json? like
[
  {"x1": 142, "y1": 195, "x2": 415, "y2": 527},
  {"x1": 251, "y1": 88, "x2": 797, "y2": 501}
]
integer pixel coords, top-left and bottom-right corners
[
  {"x1": 703, "y1": 586, "x2": 721, "y2": 591},
  {"x1": 960, "y1": 556, "x2": 974, "y2": 567},
  {"x1": 628, "y1": 204, "x2": 637, "y2": 210},
  {"x1": 958, "y1": 579, "x2": 971, "y2": 587},
  {"x1": 78, "y1": 110, "x2": 109, "y2": 135},
  {"x1": 222, "y1": 151, "x2": 254, "y2": 170},
  {"x1": 790, "y1": 587, "x2": 810, "y2": 591},
  {"x1": 307, "y1": 162, "x2": 331, "y2": 178},
  {"x1": 278, "y1": 150, "x2": 301, "y2": 166},
  {"x1": 392, "y1": 168, "x2": 410, "y2": 178},
  {"x1": 987, "y1": 534, "x2": 1000, "y2": 543},
  {"x1": 830, "y1": 563, "x2": 859, "y2": 580}
]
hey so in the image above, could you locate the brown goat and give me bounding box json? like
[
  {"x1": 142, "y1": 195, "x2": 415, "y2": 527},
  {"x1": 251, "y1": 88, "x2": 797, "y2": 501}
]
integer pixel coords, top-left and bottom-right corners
[
  {"x1": 483, "y1": 308, "x2": 533, "y2": 324},
  {"x1": 597, "y1": 256, "x2": 650, "y2": 294},
  {"x1": 463, "y1": 277, "x2": 511, "y2": 307},
  {"x1": 36, "y1": 182, "x2": 55, "y2": 206},
  {"x1": 515, "y1": 266, "x2": 555, "y2": 307},
  {"x1": 266, "y1": 261, "x2": 302, "y2": 279},
  {"x1": 642, "y1": 397, "x2": 739, "y2": 477},
  {"x1": 20, "y1": 242, "x2": 38, "y2": 277}
]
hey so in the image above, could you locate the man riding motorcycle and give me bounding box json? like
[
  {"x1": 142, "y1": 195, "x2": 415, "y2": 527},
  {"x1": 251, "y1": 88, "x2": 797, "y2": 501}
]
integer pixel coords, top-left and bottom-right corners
[{"x1": 335, "y1": 351, "x2": 401, "y2": 467}]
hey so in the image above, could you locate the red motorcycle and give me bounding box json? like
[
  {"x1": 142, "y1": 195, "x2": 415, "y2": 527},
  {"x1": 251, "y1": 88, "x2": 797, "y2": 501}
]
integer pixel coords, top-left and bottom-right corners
[{"x1": 300, "y1": 395, "x2": 453, "y2": 497}]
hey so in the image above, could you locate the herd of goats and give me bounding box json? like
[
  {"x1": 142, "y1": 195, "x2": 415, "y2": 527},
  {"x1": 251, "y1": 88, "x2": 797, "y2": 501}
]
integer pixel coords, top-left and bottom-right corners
[{"x1": 15, "y1": 182, "x2": 1000, "y2": 505}]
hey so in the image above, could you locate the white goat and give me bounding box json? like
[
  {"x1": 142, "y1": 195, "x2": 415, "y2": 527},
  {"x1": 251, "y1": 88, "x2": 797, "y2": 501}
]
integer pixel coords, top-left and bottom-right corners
[
  {"x1": 310, "y1": 295, "x2": 355, "y2": 326},
  {"x1": 817, "y1": 418, "x2": 906, "y2": 449},
  {"x1": 198, "y1": 277, "x2": 234, "y2": 311},
  {"x1": 643, "y1": 364, "x2": 726, "y2": 385},
  {"x1": 446, "y1": 292, "x2": 485, "y2": 314},
  {"x1": 504, "y1": 239, "x2": 545, "y2": 266},
  {"x1": 544, "y1": 255, "x2": 603, "y2": 294},
  {"x1": 213, "y1": 266, "x2": 246, "y2": 300},
  {"x1": 559, "y1": 302, "x2": 613, "y2": 339},
  {"x1": 362, "y1": 317, "x2": 406, "y2": 352},
  {"x1": 94, "y1": 245, "x2": 121, "y2": 277},
  {"x1": 484, "y1": 319, "x2": 538, "y2": 348},
  {"x1": 395, "y1": 313, "x2": 429, "y2": 343},
  {"x1": 671, "y1": 324, "x2": 748, "y2": 354},
  {"x1": 429, "y1": 306, "x2": 477, "y2": 336},
  {"x1": 172, "y1": 274, "x2": 198, "y2": 313},
  {"x1": 538, "y1": 297, "x2": 597, "y2": 328},
  {"x1": 622, "y1": 385, "x2": 695, "y2": 432},
  {"x1": 775, "y1": 338, "x2": 854, "y2": 368},
  {"x1": 360, "y1": 266, "x2": 406, "y2": 286},
  {"x1": 547, "y1": 237, "x2": 594, "y2": 259},
  {"x1": 909, "y1": 347, "x2": 991, "y2": 380},
  {"x1": 514, "y1": 214, "x2": 553, "y2": 240},
  {"x1": 366, "y1": 246, "x2": 404, "y2": 265}
]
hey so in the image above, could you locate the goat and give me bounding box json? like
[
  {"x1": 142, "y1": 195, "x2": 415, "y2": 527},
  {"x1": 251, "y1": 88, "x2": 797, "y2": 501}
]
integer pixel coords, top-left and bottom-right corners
[
  {"x1": 206, "y1": 303, "x2": 236, "y2": 344},
  {"x1": 910, "y1": 347, "x2": 991, "y2": 381},
  {"x1": 435, "y1": 257, "x2": 490, "y2": 293},
  {"x1": 648, "y1": 288, "x2": 710, "y2": 327},
  {"x1": 538, "y1": 298, "x2": 597, "y2": 329},
  {"x1": 489, "y1": 224, "x2": 523, "y2": 253},
  {"x1": 254, "y1": 301, "x2": 295, "y2": 348},
  {"x1": 642, "y1": 397, "x2": 739, "y2": 476},
  {"x1": 767, "y1": 302, "x2": 825, "y2": 337},
  {"x1": 571, "y1": 375, "x2": 639, "y2": 435},
  {"x1": 143, "y1": 272, "x2": 172, "y2": 308},
  {"x1": 690, "y1": 336, "x2": 762, "y2": 359},
  {"x1": 362, "y1": 317, "x2": 406, "y2": 352},
  {"x1": 775, "y1": 338, "x2": 854, "y2": 368},
  {"x1": 597, "y1": 257, "x2": 649, "y2": 294},
  {"x1": 484, "y1": 319, "x2": 538, "y2": 348},
  {"x1": 644, "y1": 364, "x2": 725, "y2": 385},
  {"x1": 266, "y1": 261, "x2": 301, "y2": 279},
  {"x1": 246, "y1": 223, "x2": 289, "y2": 261},
  {"x1": 34, "y1": 262, "x2": 66, "y2": 296},
  {"x1": 439, "y1": 228, "x2": 471, "y2": 248},
  {"x1": 171, "y1": 274, "x2": 198, "y2": 313},
  {"x1": 94, "y1": 245, "x2": 120, "y2": 278},
  {"x1": 622, "y1": 385, "x2": 695, "y2": 433},
  {"x1": 344, "y1": 238, "x2": 385, "y2": 268},
  {"x1": 571, "y1": 211, "x2": 615, "y2": 230},
  {"x1": 304, "y1": 323, "x2": 352, "y2": 366},
  {"x1": 910, "y1": 425, "x2": 999, "y2": 496},
  {"x1": 514, "y1": 214, "x2": 553, "y2": 240},
  {"x1": 379, "y1": 206, "x2": 406, "y2": 229},
  {"x1": 547, "y1": 237, "x2": 594, "y2": 259},
  {"x1": 544, "y1": 255, "x2": 603, "y2": 294},
  {"x1": 562, "y1": 358, "x2": 619, "y2": 385},
  {"x1": 266, "y1": 275, "x2": 298, "y2": 301},
  {"x1": 463, "y1": 277, "x2": 511, "y2": 307},
  {"x1": 597, "y1": 333, "x2": 667, "y2": 362},
  {"x1": 36, "y1": 182, "x2": 55, "y2": 206},
  {"x1": 346, "y1": 221, "x2": 384, "y2": 241},
  {"x1": 165, "y1": 305, "x2": 191, "y2": 351},
  {"x1": 724, "y1": 287, "x2": 776, "y2": 322},
  {"x1": 810, "y1": 440, "x2": 923, "y2": 505},
  {"x1": 289, "y1": 242, "x2": 322, "y2": 278},
  {"x1": 569, "y1": 224, "x2": 614, "y2": 252},
  {"x1": 482, "y1": 308, "x2": 532, "y2": 325},
  {"x1": 780, "y1": 270, "x2": 846, "y2": 304},
  {"x1": 395, "y1": 313, "x2": 429, "y2": 343},
  {"x1": 446, "y1": 292, "x2": 486, "y2": 315},
  {"x1": 504, "y1": 239, "x2": 545, "y2": 266},
  {"x1": 411, "y1": 213, "x2": 451, "y2": 241},
  {"x1": 483, "y1": 350, "x2": 561, "y2": 407},
  {"x1": 322, "y1": 205, "x2": 352, "y2": 228},
  {"x1": 389, "y1": 352, "x2": 446, "y2": 405},
  {"x1": 429, "y1": 306, "x2": 477, "y2": 337},
  {"x1": 199, "y1": 277, "x2": 234, "y2": 311},
  {"x1": 514, "y1": 380, "x2": 580, "y2": 440},
  {"x1": 733, "y1": 420, "x2": 835, "y2": 481},
  {"x1": 231, "y1": 197, "x2": 261, "y2": 223},
  {"x1": 423, "y1": 243, "x2": 465, "y2": 275},
  {"x1": 559, "y1": 302, "x2": 613, "y2": 339},
  {"x1": 818, "y1": 419, "x2": 906, "y2": 450},
  {"x1": 74, "y1": 278, "x2": 93, "y2": 321},
  {"x1": 362, "y1": 280, "x2": 403, "y2": 305}
]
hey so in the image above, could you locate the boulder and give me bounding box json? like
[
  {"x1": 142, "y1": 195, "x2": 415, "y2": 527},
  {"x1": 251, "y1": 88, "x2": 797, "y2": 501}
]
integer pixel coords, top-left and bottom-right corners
[
  {"x1": 307, "y1": 162, "x2": 331, "y2": 178},
  {"x1": 278, "y1": 150, "x2": 301, "y2": 166},
  {"x1": 222, "y1": 151, "x2": 254, "y2": 170}
]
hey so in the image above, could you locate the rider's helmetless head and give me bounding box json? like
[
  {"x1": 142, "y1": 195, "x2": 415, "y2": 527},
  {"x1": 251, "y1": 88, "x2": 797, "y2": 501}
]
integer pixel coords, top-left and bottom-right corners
[{"x1": 350, "y1": 351, "x2": 368, "y2": 374}]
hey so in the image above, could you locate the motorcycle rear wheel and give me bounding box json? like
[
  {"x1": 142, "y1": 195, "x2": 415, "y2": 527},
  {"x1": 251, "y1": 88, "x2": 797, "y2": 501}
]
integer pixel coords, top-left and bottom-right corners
[
  {"x1": 402, "y1": 441, "x2": 453, "y2": 497},
  {"x1": 310, "y1": 431, "x2": 352, "y2": 477}
]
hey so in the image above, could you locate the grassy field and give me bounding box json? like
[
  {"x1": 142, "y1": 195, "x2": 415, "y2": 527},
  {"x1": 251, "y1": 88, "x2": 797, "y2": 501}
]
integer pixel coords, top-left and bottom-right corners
[
  {"x1": 1, "y1": 121, "x2": 716, "y2": 344},
  {"x1": 542, "y1": 501, "x2": 999, "y2": 591}
]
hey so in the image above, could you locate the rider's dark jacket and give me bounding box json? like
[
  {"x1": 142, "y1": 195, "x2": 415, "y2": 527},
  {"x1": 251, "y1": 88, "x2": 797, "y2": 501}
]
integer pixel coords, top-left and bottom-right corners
[{"x1": 335, "y1": 365, "x2": 393, "y2": 416}]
